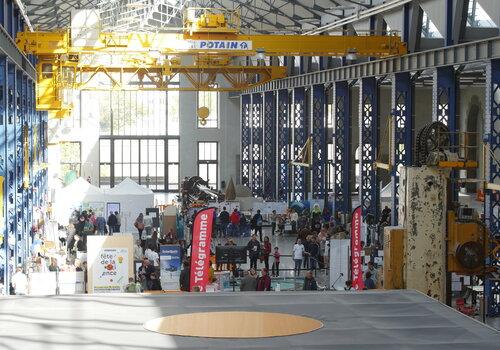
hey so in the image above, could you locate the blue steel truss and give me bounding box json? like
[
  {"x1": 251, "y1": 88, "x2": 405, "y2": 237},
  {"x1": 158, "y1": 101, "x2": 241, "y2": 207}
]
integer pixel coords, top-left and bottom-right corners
[
  {"x1": 485, "y1": 58, "x2": 500, "y2": 316},
  {"x1": 311, "y1": 84, "x2": 326, "y2": 199},
  {"x1": 333, "y1": 81, "x2": 351, "y2": 217},
  {"x1": 251, "y1": 93, "x2": 263, "y2": 197},
  {"x1": 360, "y1": 77, "x2": 379, "y2": 221},
  {"x1": 293, "y1": 87, "x2": 308, "y2": 201},
  {"x1": 263, "y1": 91, "x2": 276, "y2": 200},
  {"x1": 277, "y1": 89, "x2": 289, "y2": 202},
  {"x1": 241, "y1": 94, "x2": 251, "y2": 188},
  {"x1": 391, "y1": 72, "x2": 413, "y2": 225},
  {"x1": 433, "y1": 66, "x2": 458, "y2": 202}
]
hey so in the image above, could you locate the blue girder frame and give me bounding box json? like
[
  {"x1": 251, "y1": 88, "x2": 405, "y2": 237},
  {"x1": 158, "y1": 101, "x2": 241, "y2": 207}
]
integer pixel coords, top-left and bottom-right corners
[
  {"x1": 360, "y1": 77, "x2": 379, "y2": 221},
  {"x1": 292, "y1": 87, "x2": 308, "y2": 201},
  {"x1": 241, "y1": 94, "x2": 251, "y2": 188},
  {"x1": 391, "y1": 72, "x2": 413, "y2": 225},
  {"x1": 277, "y1": 89, "x2": 289, "y2": 202},
  {"x1": 333, "y1": 81, "x2": 351, "y2": 216},
  {"x1": 263, "y1": 91, "x2": 276, "y2": 200},
  {"x1": 251, "y1": 93, "x2": 263, "y2": 197},
  {"x1": 311, "y1": 84, "x2": 326, "y2": 199}
]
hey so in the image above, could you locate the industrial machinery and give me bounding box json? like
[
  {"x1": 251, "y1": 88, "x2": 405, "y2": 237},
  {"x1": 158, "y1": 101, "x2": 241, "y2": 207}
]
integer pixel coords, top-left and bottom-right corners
[
  {"x1": 415, "y1": 121, "x2": 478, "y2": 168},
  {"x1": 447, "y1": 208, "x2": 488, "y2": 274},
  {"x1": 180, "y1": 176, "x2": 222, "y2": 211},
  {"x1": 15, "y1": 7, "x2": 407, "y2": 119}
]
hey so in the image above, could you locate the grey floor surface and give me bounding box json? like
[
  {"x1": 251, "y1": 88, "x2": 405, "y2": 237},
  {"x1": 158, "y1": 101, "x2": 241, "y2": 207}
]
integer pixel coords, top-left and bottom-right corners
[{"x1": 0, "y1": 290, "x2": 499, "y2": 350}]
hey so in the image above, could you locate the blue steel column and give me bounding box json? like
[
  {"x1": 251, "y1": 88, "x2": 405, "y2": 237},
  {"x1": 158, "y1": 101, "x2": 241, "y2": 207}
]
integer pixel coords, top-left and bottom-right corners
[
  {"x1": 6, "y1": 62, "x2": 17, "y2": 267},
  {"x1": 311, "y1": 84, "x2": 326, "y2": 199},
  {"x1": 333, "y1": 81, "x2": 351, "y2": 217},
  {"x1": 15, "y1": 68, "x2": 25, "y2": 264},
  {"x1": 263, "y1": 91, "x2": 276, "y2": 199},
  {"x1": 292, "y1": 87, "x2": 308, "y2": 201},
  {"x1": 485, "y1": 59, "x2": 500, "y2": 316},
  {"x1": 359, "y1": 77, "x2": 379, "y2": 221},
  {"x1": 277, "y1": 89, "x2": 289, "y2": 202},
  {"x1": 241, "y1": 94, "x2": 251, "y2": 188},
  {"x1": 391, "y1": 72, "x2": 413, "y2": 225},
  {"x1": 433, "y1": 66, "x2": 458, "y2": 202},
  {"x1": 0, "y1": 56, "x2": 7, "y2": 294},
  {"x1": 251, "y1": 93, "x2": 263, "y2": 197}
]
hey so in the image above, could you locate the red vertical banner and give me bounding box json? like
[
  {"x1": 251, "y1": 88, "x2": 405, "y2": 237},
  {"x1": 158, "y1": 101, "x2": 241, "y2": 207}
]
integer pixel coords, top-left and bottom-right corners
[
  {"x1": 351, "y1": 206, "x2": 364, "y2": 290},
  {"x1": 189, "y1": 208, "x2": 214, "y2": 292}
]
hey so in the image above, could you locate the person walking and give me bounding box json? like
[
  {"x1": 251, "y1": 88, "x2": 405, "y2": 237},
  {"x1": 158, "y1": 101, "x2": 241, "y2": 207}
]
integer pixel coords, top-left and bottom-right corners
[
  {"x1": 270, "y1": 210, "x2": 277, "y2": 236},
  {"x1": 107, "y1": 211, "x2": 117, "y2": 235},
  {"x1": 256, "y1": 268, "x2": 271, "y2": 291},
  {"x1": 218, "y1": 207, "x2": 230, "y2": 238},
  {"x1": 261, "y1": 236, "x2": 272, "y2": 271},
  {"x1": 251, "y1": 209, "x2": 264, "y2": 241},
  {"x1": 134, "y1": 213, "x2": 145, "y2": 240},
  {"x1": 271, "y1": 246, "x2": 281, "y2": 277},
  {"x1": 246, "y1": 234, "x2": 261, "y2": 270},
  {"x1": 308, "y1": 236, "x2": 320, "y2": 271},
  {"x1": 293, "y1": 238, "x2": 305, "y2": 276},
  {"x1": 114, "y1": 211, "x2": 121, "y2": 233}
]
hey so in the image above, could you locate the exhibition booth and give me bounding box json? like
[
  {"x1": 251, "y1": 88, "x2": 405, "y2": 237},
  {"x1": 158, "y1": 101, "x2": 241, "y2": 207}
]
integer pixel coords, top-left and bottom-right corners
[{"x1": 53, "y1": 177, "x2": 154, "y2": 231}]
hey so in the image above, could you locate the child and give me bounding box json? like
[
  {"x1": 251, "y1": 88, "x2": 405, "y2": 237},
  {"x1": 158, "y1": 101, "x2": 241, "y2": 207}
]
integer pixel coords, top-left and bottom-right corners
[{"x1": 271, "y1": 246, "x2": 281, "y2": 277}]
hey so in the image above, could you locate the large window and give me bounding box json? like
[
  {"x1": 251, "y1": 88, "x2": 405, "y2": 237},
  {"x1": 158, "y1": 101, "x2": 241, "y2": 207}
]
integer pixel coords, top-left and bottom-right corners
[
  {"x1": 60, "y1": 141, "x2": 81, "y2": 184},
  {"x1": 197, "y1": 89, "x2": 218, "y2": 128},
  {"x1": 327, "y1": 143, "x2": 334, "y2": 192},
  {"x1": 198, "y1": 142, "x2": 218, "y2": 189},
  {"x1": 82, "y1": 89, "x2": 179, "y2": 136},
  {"x1": 99, "y1": 138, "x2": 179, "y2": 191}
]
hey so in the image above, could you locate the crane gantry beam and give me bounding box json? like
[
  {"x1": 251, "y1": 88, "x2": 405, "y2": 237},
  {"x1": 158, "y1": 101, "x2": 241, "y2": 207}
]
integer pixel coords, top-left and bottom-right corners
[{"x1": 15, "y1": 7, "x2": 407, "y2": 118}]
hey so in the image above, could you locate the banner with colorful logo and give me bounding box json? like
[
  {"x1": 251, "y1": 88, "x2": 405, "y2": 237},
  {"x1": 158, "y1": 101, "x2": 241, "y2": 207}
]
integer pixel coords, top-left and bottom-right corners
[
  {"x1": 160, "y1": 245, "x2": 181, "y2": 291},
  {"x1": 190, "y1": 208, "x2": 214, "y2": 292},
  {"x1": 351, "y1": 206, "x2": 364, "y2": 290},
  {"x1": 93, "y1": 247, "x2": 129, "y2": 293}
]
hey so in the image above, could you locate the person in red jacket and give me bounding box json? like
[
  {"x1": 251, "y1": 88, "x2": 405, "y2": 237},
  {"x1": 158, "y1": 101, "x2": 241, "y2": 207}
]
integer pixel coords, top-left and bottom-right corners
[
  {"x1": 256, "y1": 268, "x2": 271, "y2": 291},
  {"x1": 261, "y1": 236, "x2": 272, "y2": 271},
  {"x1": 228, "y1": 209, "x2": 241, "y2": 236}
]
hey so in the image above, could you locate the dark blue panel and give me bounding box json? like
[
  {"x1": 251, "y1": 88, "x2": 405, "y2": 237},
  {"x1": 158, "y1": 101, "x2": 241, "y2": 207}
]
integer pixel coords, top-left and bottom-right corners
[
  {"x1": 434, "y1": 66, "x2": 458, "y2": 202},
  {"x1": 263, "y1": 91, "x2": 276, "y2": 200},
  {"x1": 0, "y1": 56, "x2": 7, "y2": 294},
  {"x1": 293, "y1": 87, "x2": 307, "y2": 201},
  {"x1": 360, "y1": 77, "x2": 379, "y2": 220},
  {"x1": 277, "y1": 89, "x2": 289, "y2": 201},
  {"x1": 251, "y1": 93, "x2": 263, "y2": 197},
  {"x1": 391, "y1": 72, "x2": 413, "y2": 225},
  {"x1": 241, "y1": 94, "x2": 251, "y2": 188},
  {"x1": 312, "y1": 84, "x2": 326, "y2": 199},
  {"x1": 333, "y1": 81, "x2": 351, "y2": 216},
  {"x1": 485, "y1": 59, "x2": 500, "y2": 316}
]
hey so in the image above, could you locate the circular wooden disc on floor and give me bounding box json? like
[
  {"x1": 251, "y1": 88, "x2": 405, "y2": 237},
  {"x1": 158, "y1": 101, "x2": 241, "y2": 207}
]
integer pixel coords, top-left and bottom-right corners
[{"x1": 143, "y1": 311, "x2": 323, "y2": 338}]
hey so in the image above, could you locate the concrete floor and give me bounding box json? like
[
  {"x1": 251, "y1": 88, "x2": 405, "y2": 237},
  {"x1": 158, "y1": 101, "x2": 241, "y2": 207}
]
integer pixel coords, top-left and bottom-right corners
[{"x1": 0, "y1": 290, "x2": 499, "y2": 350}]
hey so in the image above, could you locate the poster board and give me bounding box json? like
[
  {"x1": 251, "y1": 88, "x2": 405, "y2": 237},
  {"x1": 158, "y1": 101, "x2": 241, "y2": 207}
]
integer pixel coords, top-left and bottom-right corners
[
  {"x1": 160, "y1": 245, "x2": 181, "y2": 291},
  {"x1": 251, "y1": 202, "x2": 288, "y2": 215},
  {"x1": 87, "y1": 235, "x2": 134, "y2": 293},
  {"x1": 330, "y1": 239, "x2": 350, "y2": 291},
  {"x1": 208, "y1": 201, "x2": 240, "y2": 213}
]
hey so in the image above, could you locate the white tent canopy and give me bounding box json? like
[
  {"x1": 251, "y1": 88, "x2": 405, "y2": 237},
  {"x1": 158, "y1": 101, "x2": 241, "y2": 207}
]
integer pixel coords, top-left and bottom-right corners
[
  {"x1": 104, "y1": 178, "x2": 155, "y2": 232},
  {"x1": 53, "y1": 177, "x2": 154, "y2": 231}
]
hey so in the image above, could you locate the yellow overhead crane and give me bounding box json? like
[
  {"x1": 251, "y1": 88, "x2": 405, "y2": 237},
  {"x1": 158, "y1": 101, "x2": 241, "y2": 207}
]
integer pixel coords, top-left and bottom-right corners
[{"x1": 15, "y1": 8, "x2": 407, "y2": 119}]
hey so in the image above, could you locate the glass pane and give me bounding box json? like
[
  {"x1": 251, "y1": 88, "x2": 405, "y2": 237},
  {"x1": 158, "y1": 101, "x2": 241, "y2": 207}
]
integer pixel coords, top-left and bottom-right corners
[
  {"x1": 168, "y1": 164, "x2": 178, "y2": 190},
  {"x1": 100, "y1": 139, "x2": 111, "y2": 163},
  {"x1": 198, "y1": 164, "x2": 207, "y2": 181},
  {"x1": 157, "y1": 139, "x2": 165, "y2": 163},
  {"x1": 114, "y1": 163, "x2": 122, "y2": 177},
  {"x1": 122, "y1": 139, "x2": 131, "y2": 163},
  {"x1": 100, "y1": 164, "x2": 111, "y2": 187},
  {"x1": 123, "y1": 163, "x2": 131, "y2": 177},
  {"x1": 131, "y1": 140, "x2": 139, "y2": 162},
  {"x1": 149, "y1": 140, "x2": 156, "y2": 163},
  {"x1": 114, "y1": 140, "x2": 122, "y2": 162},
  {"x1": 208, "y1": 163, "x2": 217, "y2": 187},
  {"x1": 167, "y1": 139, "x2": 178, "y2": 162},
  {"x1": 168, "y1": 90, "x2": 179, "y2": 135},
  {"x1": 140, "y1": 139, "x2": 148, "y2": 164},
  {"x1": 60, "y1": 142, "x2": 80, "y2": 163}
]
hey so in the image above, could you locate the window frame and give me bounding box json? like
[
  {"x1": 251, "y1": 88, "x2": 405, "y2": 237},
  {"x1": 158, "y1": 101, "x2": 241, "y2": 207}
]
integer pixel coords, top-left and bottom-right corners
[{"x1": 197, "y1": 141, "x2": 219, "y2": 189}]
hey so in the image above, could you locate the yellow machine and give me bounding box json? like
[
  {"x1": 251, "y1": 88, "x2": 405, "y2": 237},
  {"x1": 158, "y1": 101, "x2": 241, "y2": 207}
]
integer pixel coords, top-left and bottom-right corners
[
  {"x1": 15, "y1": 7, "x2": 407, "y2": 119},
  {"x1": 447, "y1": 209, "x2": 489, "y2": 274}
]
